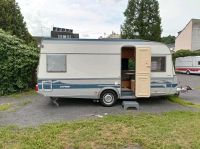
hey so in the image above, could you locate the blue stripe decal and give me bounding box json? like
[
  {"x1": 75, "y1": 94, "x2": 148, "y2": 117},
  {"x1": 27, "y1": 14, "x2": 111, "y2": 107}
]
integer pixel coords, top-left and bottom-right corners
[
  {"x1": 172, "y1": 84, "x2": 178, "y2": 87},
  {"x1": 151, "y1": 83, "x2": 177, "y2": 88},
  {"x1": 38, "y1": 80, "x2": 178, "y2": 90},
  {"x1": 38, "y1": 84, "x2": 42, "y2": 89},
  {"x1": 151, "y1": 85, "x2": 165, "y2": 88},
  {"x1": 38, "y1": 82, "x2": 120, "y2": 90},
  {"x1": 53, "y1": 84, "x2": 119, "y2": 89}
]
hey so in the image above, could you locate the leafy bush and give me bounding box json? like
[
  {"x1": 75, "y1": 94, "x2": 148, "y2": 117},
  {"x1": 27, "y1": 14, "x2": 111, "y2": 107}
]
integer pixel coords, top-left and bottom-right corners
[
  {"x1": 0, "y1": 29, "x2": 39, "y2": 95},
  {"x1": 172, "y1": 49, "x2": 200, "y2": 63}
]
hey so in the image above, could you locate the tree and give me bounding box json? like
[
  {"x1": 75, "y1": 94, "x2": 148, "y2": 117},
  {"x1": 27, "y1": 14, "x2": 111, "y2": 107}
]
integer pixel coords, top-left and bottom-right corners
[
  {"x1": 161, "y1": 35, "x2": 176, "y2": 44},
  {"x1": 121, "y1": 0, "x2": 162, "y2": 41},
  {"x1": 0, "y1": 0, "x2": 36, "y2": 45}
]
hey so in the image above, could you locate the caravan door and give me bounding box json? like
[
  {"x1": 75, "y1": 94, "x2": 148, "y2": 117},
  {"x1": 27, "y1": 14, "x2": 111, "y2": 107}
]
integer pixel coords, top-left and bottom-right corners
[{"x1": 135, "y1": 47, "x2": 151, "y2": 97}]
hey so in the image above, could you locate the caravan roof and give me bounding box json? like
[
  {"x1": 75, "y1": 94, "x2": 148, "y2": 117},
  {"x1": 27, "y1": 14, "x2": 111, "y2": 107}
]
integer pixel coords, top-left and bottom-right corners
[{"x1": 41, "y1": 38, "x2": 171, "y2": 55}]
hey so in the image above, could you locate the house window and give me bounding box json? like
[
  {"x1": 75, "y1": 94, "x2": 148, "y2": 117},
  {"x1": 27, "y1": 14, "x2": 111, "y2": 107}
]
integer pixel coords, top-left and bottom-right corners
[
  {"x1": 58, "y1": 35, "x2": 63, "y2": 39},
  {"x1": 151, "y1": 57, "x2": 166, "y2": 72},
  {"x1": 67, "y1": 35, "x2": 71, "y2": 39},
  {"x1": 47, "y1": 54, "x2": 66, "y2": 72},
  {"x1": 198, "y1": 61, "x2": 200, "y2": 65}
]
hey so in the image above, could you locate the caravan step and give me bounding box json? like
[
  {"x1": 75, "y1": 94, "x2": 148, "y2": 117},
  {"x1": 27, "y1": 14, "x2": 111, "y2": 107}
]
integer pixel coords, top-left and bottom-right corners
[
  {"x1": 122, "y1": 101, "x2": 139, "y2": 110},
  {"x1": 121, "y1": 88, "x2": 132, "y2": 92},
  {"x1": 120, "y1": 96, "x2": 137, "y2": 99},
  {"x1": 121, "y1": 91, "x2": 134, "y2": 96}
]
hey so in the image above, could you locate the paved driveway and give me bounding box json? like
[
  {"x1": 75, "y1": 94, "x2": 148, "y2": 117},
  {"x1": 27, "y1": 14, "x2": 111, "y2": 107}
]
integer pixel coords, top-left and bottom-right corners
[
  {"x1": 0, "y1": 74, "x2": 198, "y2": 127},
  {"x1": 177, "y1": 74, "x2": 200, "y2": 104},
  {"x1": 0, "y1": 96, "x2": 189, "y2": 127}
]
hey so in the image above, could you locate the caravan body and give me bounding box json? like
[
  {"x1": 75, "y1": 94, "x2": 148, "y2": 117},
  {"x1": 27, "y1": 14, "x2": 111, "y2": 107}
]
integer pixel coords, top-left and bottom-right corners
[
  {"x1": 175, "y1": 56, "x2": 200, "y2": 74},
  {"x1": 37, "y1": 39, "x2": 177, "y2": 106}
]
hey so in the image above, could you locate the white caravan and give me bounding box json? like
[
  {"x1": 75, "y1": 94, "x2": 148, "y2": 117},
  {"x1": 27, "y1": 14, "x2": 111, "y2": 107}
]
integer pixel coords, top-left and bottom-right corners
[
  {"x1": 36, "y1": 38, "x2": 178, "y2": 106},
  {"x1": 175, "y1": 56, "x2": 200, "y2": 75}
]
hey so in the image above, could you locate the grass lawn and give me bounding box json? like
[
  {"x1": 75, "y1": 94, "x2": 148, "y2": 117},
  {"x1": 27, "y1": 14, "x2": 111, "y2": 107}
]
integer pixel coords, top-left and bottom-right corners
[
  {"x1": 1, "y1": 111, "x2": 200, "y2": 149},
  {"x1": 0, "y1": 103, "x2": 12, "y2": 111},
  {"x1": 8, "y1": 89, "x2": 36, "y2": 99},
  {"x1": 0, "y1": 90, "x2": 35, "y2": 112},
  {"x1": 168, "y1": 96, "x2": 200, "y2": 108}
]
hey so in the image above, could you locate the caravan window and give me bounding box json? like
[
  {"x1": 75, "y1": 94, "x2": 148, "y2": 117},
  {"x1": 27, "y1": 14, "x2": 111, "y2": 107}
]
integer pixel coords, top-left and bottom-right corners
[
  {"x1": 198, "y1": 61, "x2": 200, "y2": 65},
  {"x1": 47, "y1": 54, "x2": 66, "y2": 72},
  {"x1": 151, "y1": 57, "x2": 166, "y2": 72}
]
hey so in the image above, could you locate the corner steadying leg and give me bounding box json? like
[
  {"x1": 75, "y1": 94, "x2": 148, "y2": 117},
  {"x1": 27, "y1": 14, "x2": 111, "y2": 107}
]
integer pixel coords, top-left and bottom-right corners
[{"x1": 50, "y1": 97, "x2": 59, "y2": 107}]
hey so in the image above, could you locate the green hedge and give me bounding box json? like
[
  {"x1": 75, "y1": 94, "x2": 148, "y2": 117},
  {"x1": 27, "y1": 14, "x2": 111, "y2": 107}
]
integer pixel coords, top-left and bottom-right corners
[
  {"x1": 172, "y1": 49, "x2": 200, "y2": 63},
  {"x1": 0, "y1": 29, "x2": 39, "y2": 95}
]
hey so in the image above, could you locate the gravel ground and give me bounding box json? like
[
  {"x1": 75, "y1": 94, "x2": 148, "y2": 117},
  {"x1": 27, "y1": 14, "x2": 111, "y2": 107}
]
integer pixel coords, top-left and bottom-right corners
[{"x1": 0, "y1": 74, "x2": 198, "y2": 127}]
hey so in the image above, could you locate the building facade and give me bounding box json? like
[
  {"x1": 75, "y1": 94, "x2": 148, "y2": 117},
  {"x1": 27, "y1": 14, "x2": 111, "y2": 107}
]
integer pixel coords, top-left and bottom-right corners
[
  {"x1": 107, "y1": 31, "x2": 121, "y2": 39},
  {"x1": 99, "y1": 31, "x2": 121, "y2": 39},
  {"x1": 175, "y1": 19, "x2": 200, "y2": 51},
  {"x1": 51, "y1": 27, "x2": 79, "y2": 39}
]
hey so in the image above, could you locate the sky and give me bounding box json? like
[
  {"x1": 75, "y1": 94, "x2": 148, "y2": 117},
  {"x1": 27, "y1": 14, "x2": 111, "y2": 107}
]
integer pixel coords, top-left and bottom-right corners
[{"x1": 16, "y1": 0, "x2": 200, "y2": 38}]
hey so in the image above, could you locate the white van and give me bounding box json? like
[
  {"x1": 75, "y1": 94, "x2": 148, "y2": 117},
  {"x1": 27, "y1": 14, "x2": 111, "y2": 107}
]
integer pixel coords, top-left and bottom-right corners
[
  {"x1": 36, "y1": 38, "x2": 178, "y2": 106},
  {"x1": 175, "y1": 56, "x2": 200, "y2": 75}
]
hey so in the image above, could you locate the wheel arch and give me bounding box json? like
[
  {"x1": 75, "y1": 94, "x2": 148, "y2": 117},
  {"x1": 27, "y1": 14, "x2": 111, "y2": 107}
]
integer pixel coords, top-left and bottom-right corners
[{"x1": 98, "y1": 87, "x2": 120, "y2": 99}]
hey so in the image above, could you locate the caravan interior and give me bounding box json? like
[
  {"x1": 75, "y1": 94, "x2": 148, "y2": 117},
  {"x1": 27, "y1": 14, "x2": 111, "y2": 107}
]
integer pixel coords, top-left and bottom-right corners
[{"x1": 121, "y1": 47, "x2": 136, "y2": 97}]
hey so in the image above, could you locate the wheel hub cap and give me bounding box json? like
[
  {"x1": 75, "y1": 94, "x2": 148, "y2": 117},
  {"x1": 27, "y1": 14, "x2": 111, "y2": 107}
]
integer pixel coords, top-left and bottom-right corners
[{"x1": 104, "y1": 94, "x2": 113, "y2": 103}]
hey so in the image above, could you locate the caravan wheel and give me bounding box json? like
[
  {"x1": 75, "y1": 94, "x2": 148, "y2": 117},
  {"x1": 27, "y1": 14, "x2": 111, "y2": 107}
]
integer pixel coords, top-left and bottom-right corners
[{"x1": 100, "y1": 90, "x2": 117, "y2": 107}]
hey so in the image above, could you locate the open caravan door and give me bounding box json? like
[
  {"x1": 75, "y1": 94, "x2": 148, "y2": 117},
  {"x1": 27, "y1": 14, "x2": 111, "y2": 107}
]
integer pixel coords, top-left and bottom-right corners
[{"x1": 135, "y1": 47, "x2": 151, "y2": 98}]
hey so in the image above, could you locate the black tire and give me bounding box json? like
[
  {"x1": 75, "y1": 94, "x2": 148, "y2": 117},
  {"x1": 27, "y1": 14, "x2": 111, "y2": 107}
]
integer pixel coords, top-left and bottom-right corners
[
  {"x1": 100, "y1": 90, "x2": 117, "y2": 107},
  {"x1": 186, "y1": 70, "x2": 190, "y2": 75}
]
